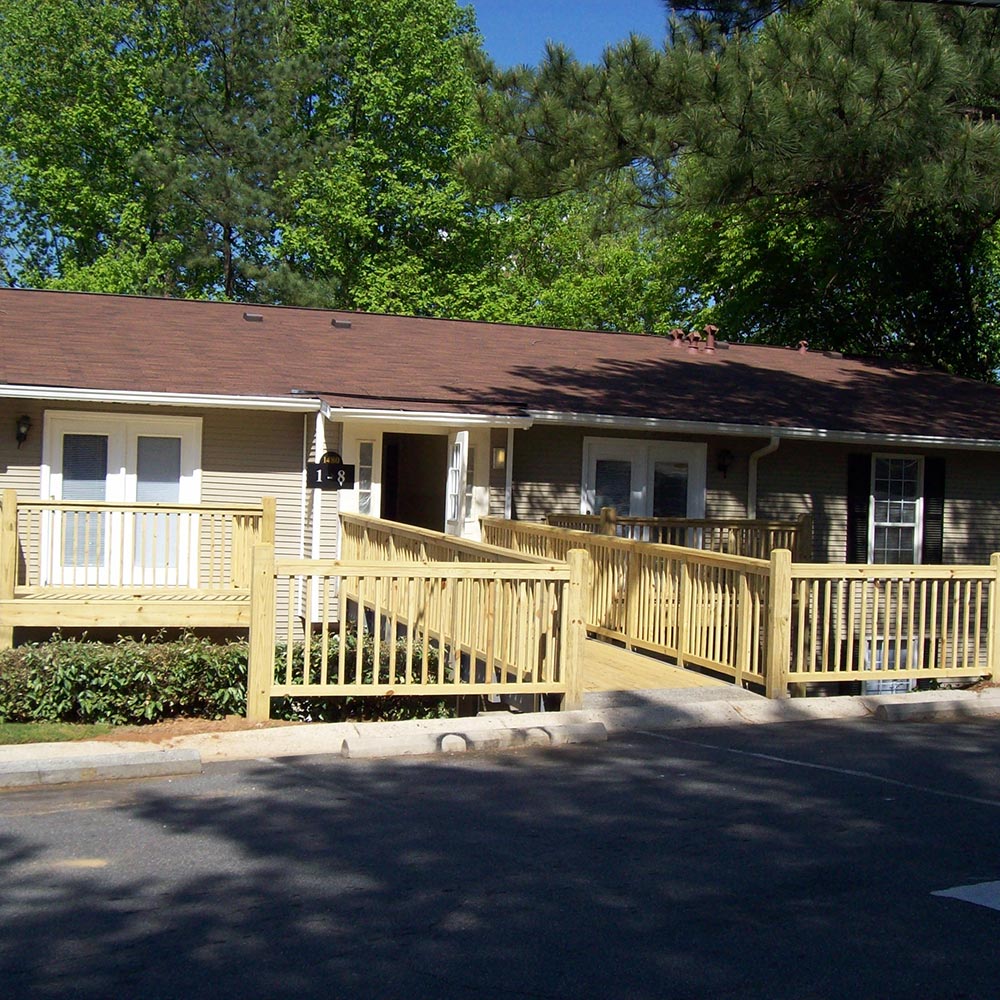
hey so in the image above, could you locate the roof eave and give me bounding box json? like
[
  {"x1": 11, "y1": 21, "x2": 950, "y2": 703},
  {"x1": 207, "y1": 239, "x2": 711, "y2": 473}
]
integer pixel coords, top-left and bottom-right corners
[
  {"x1": 318, "y1": 402, "x2": 533, "y2": 428},
  {"x1": 528, "y1": 410, "x2": 1000, "y2": 452},
  {"x1": 0, "y1": 385, "x2": 322, "y2": 412}
]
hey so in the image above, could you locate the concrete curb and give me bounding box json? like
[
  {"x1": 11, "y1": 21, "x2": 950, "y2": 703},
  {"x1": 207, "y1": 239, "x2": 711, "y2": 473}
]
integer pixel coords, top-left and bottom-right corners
[
  {"x1": 875, "y1": 697, "x2": 1000, "y2": 723},
  {"x1": 0, "y1": 748, "x2": 202, "y2": 788},
  {"x1": 3, "y1": 687, "x2": 999, "y2": 788},
  {"x1": 340, "y1": 721, "x2": 608, "y2": 759}
]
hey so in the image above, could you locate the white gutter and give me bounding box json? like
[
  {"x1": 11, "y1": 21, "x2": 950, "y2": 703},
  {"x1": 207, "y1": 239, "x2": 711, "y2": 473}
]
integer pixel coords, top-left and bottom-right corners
[
  {"x1": 747, "y1": 436, "x2": 780, "y2": 519},
  {"x1": 1, "y1": 384, "x2": 321, "y2": 412},
  {"x1": 318, "y1": 402, "x2": 532, "y2": 429},
  {"x1": 527, "y1": 410, "x2": 1000, "y2": 453}
]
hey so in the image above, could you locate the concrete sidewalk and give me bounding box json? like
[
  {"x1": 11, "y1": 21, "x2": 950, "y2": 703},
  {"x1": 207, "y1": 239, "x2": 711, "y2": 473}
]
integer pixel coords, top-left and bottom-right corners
[{"x1": 2, "y1": 686, "x2": 1000, "y2": 789}]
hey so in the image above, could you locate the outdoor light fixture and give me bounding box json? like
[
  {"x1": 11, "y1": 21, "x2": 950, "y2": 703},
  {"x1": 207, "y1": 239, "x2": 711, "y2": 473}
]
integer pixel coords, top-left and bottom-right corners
[
  {"x1": 15, "y1": 414, "x2": 31, "y2": 449},
  {"x1": 716, "y1": 448, "x2": 735, "y2": 478},
  {"x1": 492, "y1": 446, "x2": 507, "y2": 470}
]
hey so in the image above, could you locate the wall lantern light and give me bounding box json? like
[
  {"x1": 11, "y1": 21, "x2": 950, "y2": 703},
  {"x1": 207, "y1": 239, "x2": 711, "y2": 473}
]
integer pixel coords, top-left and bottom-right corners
[
  {"x1": 716, "y1": 448, "x2": 735, "y2": 478},
  {"x1": 491, "y1": 446, "x2": 507, "y2": 471},
  {"x1": 15, "y1": 414, "x2": 31, "y2": 449}
]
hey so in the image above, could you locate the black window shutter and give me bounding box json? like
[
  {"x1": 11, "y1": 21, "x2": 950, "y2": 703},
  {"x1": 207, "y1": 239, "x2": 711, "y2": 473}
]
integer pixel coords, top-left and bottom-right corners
[
  {"x1": 846, "y1": 454, "x2": 870, "y2": 564},
  {"x1": 923, "y1": 457, "x2": 945, "y2": 564}
]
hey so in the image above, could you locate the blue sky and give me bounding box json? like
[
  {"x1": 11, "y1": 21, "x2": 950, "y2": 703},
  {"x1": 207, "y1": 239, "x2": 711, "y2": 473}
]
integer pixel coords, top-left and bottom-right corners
[{"x1": 469, "y1": 1, "x2": 668, "y2": 67}]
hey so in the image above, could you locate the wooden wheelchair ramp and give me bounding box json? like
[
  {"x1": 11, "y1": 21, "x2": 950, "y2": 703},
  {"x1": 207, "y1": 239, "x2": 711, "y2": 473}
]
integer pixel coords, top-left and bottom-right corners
[{"x1": 583, "y1": 639, "x2": 731, "y2": 693}]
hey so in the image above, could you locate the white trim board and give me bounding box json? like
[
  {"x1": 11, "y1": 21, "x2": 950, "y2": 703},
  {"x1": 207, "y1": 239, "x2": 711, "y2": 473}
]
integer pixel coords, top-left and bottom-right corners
[{"x1": 2, "y1": 384, "x2": 320, "y2": 412}]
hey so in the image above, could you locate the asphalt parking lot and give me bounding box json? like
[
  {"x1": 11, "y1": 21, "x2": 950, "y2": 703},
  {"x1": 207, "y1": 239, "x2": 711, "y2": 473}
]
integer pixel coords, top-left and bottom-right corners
[{"x1": 3, "y1": 718, "x2": 1000, "y2": 999}]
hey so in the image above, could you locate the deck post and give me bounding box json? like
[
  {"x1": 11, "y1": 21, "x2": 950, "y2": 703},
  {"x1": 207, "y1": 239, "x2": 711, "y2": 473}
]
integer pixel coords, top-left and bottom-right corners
[
  {"x1": 0, "y1": 490, "x2": 16, "y2": 650},
  {"x1": 989, "y1": 554, "x2": 1000, "y2": 683},
  {"x1": 562, "y1": 549, "x2": 589, "y2": 710},
  {"x1": 795, "y1": 512, "x2": 814, "y2": 561},
  {"x1": 247, "y1": 543, "x2": 276, "y2": 721},
  {"x1": 261, "y1": 495, "x2": 277, "y2": 545},
  {"x1": 765, "y1": 548, "x2": 792, "y2": 699},
  {"x1": 599, "y1": 506, "x2": 617, "y2": 536}
]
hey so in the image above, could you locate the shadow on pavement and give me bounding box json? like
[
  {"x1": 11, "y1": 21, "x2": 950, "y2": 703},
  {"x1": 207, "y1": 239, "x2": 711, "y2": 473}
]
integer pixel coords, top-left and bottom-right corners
[{"x1": 4, "y1": 721, "x2": 1000, "y2": 998}]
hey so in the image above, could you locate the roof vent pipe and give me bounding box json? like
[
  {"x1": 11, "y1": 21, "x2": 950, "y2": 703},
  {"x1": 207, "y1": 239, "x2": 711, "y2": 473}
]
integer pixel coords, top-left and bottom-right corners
[
  {"x1": 798, "y1": 340, "x2": 809, "y2": 353},
  {"x1": 687, "y1": 331, "x2": 701, "y2": 353},
  {"x1": 669, "y1": 328, "x2": 685, "y2": 347},
  {"x1": 748, "y1": 435, "x2": 780, "y2": 520},
  {"x1": 704, "y1": 324, "x2": 718, "y2": 352}
]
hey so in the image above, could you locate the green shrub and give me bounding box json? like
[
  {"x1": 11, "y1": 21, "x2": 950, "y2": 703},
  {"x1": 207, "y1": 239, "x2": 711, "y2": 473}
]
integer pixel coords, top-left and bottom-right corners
[
  {"x1": 0, "y1": 634, "x2": 248, "y2": 725},
  {"x1": 0, "y1": 630, "x2": 456, "y2": 725}
]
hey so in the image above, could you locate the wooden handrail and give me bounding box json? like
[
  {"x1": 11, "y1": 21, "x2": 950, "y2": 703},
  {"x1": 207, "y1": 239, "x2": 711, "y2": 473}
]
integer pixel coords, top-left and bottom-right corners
[
  {"x1": 245, "y1": 542, "x2": 584, "y2": 720},
  {"x1": 2, "y1": 490, "x2": 274, "y2": 591}
]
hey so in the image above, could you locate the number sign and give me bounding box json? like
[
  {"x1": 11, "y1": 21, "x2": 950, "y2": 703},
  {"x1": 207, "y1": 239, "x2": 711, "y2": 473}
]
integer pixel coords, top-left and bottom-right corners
[{"x1": 306, "y1": 452, "x2": 356, "y2": 491}]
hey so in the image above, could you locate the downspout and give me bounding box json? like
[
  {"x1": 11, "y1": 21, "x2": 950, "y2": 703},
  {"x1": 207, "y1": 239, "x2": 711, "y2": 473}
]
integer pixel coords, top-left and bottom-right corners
[
  {"x1": 504, "y1": 426, "x2": 514, "y2": 520},
  {"x1": 299, "y1": 413, "x2": 310, "y2": 558},
  {"x1": 748, "y1": 435, "x2": 780, "y2": 519},
  {"x1": 310, "y1": 411, "x2": 325, "y2": 560}
]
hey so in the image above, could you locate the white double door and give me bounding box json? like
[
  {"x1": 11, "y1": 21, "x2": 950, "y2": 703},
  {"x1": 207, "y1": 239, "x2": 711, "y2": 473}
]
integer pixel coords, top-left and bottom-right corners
[
  {"x1": 582, "y1": 439, "x2": 706, "y2": 518},
  {"x1": 43, "y1": 414, "x2": 201, "y2": 585}
]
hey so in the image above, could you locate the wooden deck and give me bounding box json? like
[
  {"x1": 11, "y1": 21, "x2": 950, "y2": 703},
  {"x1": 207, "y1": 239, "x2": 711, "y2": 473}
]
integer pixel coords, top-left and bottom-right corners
[{"x1": 582, "y1": 638, "x2": 730, "y2": 692}]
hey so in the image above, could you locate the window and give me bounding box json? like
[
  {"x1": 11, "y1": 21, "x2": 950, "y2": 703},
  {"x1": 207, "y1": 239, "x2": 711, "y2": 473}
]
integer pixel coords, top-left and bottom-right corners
[
  {"x1": 846, "y1": 453, "x2": 945, "y2": 565},
  {"x1": 870, "y1": 457, "x2": 921, "y2": 564},
  {"x1": 447, "y1": 439, "x2": 462, "y2": 522},
  {"x1": 358, "y1": 440, "x2": 374, "y2": 515},
  {"x1": 464, "y1": 446, "x2": 476, "y2": 520}
]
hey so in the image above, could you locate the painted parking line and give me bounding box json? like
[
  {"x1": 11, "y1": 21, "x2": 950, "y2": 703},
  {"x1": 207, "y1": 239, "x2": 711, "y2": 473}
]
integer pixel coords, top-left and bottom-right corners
[
  {"x1": 933, "y1": 882, "x2": 1000, "y2": 912},
  {"x1": 634, "y1": 729, "x2": 1000, "y2": 809}
]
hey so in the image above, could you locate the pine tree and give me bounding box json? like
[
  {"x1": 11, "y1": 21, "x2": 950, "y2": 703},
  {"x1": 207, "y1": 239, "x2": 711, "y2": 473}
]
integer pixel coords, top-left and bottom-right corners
[{"x1": 469, "y1": 0, "x2": 1000, "y2": 380}]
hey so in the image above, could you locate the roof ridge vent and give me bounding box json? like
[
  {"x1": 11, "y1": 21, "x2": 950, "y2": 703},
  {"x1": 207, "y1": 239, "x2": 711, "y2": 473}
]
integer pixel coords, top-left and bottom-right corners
[
  {"x1": 243, "y1": 312, "x2": 264, "y2": 322},
  {"x1": 332, "y1": 318, "x2": 352, "y2": 329}
]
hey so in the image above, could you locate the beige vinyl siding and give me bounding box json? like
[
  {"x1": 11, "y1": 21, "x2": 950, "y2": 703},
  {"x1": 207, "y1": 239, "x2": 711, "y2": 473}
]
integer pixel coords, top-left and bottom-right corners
[
  {"x1": 200, "y1": 409, "x2": 308, "y2": 561},
  {"x1": 510, "y1": 427, "x2": 581, "y2": 519},
  {"x1": 754, "y1": 442, "x2": 1000, "y2": 565},
  {"x1": 0, "y1": 400, "x2": 43, "y2": 498},
  {"x1": 488, "y1": 428, "x2": 507, "y2": 517},
  {"x1": 200, "y1": 409, "x2": 321, "y2": 636},
  {"x1": 753, "y1": 440, "x2": 845, "y2": 563}
]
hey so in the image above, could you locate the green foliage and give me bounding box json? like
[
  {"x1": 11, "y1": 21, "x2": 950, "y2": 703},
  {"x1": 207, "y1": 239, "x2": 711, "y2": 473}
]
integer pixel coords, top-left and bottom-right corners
[
  {"x1": 276, "y1": 0, "x2": 489, "y2": 313},
  {"x1": 0, "y1": 635, "x2": 248, "y2": 725},
  {"x1": 443, "y1": 190, "x2": 687, "y2": 333},
  {"x1": 471, "y1": 0, "x2": 1000, "y2": 379},
  {"x1": 0, "y1": 632, "x2": 454, "y2": 725},
  {"x1": 0, "y1": 0, "x2": 491, "y2": 309}
]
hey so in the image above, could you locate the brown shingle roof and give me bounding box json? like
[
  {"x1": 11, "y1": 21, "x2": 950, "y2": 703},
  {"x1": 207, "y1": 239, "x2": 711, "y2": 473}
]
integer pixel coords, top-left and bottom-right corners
[{"x1": 2, "y1": 286, "x2": 999, "y2": 441}]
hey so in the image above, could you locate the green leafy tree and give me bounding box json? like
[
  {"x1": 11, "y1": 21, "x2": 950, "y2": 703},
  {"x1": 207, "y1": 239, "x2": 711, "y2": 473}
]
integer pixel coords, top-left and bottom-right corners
[
  {"x1": 0, "y1": 0, "x2": 494, "y2": 308},
  {"x1": 0, "y1": 1, "x2": 159, "y2": 286},
  {"x1": 277, "y1": 0, "x2": 488, "y2": 313},
  {"x1": 443, "y1": 186, "x2": 688, "y2": 333}
]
